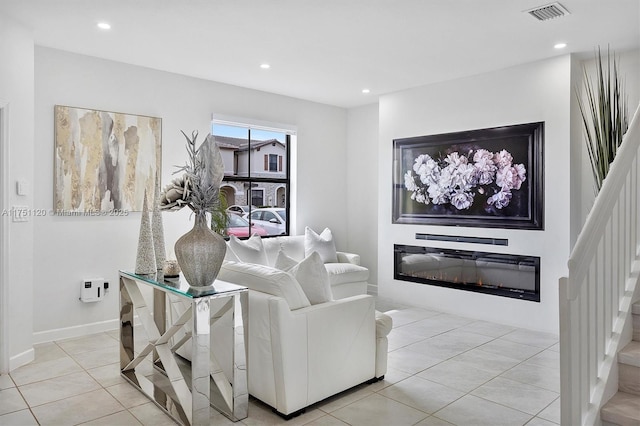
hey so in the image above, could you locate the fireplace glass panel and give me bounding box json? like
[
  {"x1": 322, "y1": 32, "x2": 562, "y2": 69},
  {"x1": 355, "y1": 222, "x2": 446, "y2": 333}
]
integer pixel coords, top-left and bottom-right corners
[{"x1": 394, "y1": 245, "x2": 540, "y2": 302}]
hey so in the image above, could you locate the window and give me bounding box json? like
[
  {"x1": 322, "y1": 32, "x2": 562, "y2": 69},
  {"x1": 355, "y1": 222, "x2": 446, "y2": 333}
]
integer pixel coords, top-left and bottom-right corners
[
  {"x1": 251, "y1": 189, "x2": 264, "y2": 207},
  {"x1": 268, "y1": 154, "x2": 278, "y2": 172},
  {"x1": 211, "y1": 118, "x2": 292, "y2": 237}
]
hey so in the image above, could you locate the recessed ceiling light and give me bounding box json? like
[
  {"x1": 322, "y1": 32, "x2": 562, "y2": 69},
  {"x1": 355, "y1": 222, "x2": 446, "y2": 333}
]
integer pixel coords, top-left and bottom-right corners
[
  {"x1": 362, "y1": 89, "x2": 370, "y2": 94},
  {"x1": 97, "y1": 22, "x2": 111, "y2": 30},
  {"x1": 554, "y1": 42, "x2": 567, "y2": 49},
  {"x1": 260, "y1": 63, "x2": 270, "y2": 69}
]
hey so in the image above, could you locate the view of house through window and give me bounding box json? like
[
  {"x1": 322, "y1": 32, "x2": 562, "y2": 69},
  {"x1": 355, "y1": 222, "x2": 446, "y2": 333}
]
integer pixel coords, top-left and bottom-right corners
[{"x1": 212, "y1": 120, "x2": 290, "y2": 238}]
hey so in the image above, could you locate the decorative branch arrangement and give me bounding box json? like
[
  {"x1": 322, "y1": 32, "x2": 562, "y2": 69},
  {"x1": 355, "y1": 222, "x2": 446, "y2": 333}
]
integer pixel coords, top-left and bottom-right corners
[{"x1": 159, "y1": 130, "x2": 225, "y2": 214}]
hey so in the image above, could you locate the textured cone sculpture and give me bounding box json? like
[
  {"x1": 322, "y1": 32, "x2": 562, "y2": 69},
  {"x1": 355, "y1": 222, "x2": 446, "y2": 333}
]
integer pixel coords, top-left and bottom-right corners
[
  {"x1": 152, "y1": 207, "x2": 166, "y2": 270},
  {"x1": 135, "y1": 191, "x2": 157, "y2": 275},
  {"x1": 152, "y1": 178, "x2": 166, "y2": 270},
  {"x1": 174, "y1": 212, "x2": 227, "y2": 287}
]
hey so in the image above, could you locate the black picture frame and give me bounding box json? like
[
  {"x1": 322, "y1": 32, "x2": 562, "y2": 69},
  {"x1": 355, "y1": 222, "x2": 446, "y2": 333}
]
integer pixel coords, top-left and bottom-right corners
[{"x1": 393, "y1": 122, "x2": 544, "y2": 230}]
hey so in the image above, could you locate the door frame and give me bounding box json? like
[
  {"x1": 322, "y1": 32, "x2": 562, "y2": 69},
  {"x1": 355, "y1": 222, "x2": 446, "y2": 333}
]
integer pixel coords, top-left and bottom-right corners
[{"x1": 0, "y1": 99, "x2": 10, "y2": 373}]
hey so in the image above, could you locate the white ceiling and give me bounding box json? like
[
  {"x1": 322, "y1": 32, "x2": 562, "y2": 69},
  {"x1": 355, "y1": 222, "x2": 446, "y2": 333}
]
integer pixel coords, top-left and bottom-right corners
[{"x1": 1, "y1": 0, "x2": 639, "y2": 108}]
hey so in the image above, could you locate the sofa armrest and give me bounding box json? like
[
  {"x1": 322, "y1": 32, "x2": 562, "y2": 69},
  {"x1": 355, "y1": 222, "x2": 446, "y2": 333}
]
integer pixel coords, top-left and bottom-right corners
[
  {"x1": 258, "y1": 293, "x2": 376, "y2": 414},
  {"x1": 295, "y1": 295, "x2": 375, "y2": 404},
  {"x1": 292, "y1": 294, "x2": 373, "y2": 317},
  {"x1": 336, "y1": 251, "x2": 361, "y2": 265}
]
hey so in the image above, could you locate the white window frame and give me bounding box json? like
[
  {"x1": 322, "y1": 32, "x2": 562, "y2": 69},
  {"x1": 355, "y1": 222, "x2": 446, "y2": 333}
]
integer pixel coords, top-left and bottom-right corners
[{"x1": 211, "y1": 114, "x2": 297, "y2": 235}]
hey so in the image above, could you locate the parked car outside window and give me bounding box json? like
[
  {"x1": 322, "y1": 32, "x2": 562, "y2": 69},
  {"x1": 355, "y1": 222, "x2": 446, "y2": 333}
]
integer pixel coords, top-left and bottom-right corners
[
  {"x1": 245, "y1": 208, "x2": 286, "y2": 236},
  {"x1": 225, "y1": 213, "x2": 267, "y2": 238},
  {"x1": 227, "y1": 205, "x2": 256, "y2": 216}
]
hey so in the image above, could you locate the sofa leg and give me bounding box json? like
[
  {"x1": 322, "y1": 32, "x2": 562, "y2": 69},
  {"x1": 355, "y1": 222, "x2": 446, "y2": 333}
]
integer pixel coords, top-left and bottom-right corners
[
  {"x1": 273, "y1": 407, "x2": 306, "y2": 420},
  {"x1": 366, "y1": 375, "x2": 384, "y2": 384}
]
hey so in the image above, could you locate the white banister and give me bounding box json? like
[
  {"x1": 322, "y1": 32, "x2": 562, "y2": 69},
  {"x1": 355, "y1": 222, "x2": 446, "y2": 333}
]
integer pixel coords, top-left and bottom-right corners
[{"x1": 560, "y1": 103, "x2": 640, "y2": 425}]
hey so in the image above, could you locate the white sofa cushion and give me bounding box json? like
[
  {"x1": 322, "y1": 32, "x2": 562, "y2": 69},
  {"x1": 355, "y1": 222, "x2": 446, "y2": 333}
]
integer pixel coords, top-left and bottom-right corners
[
  {"x1": 325, "y1": 262, "x2": 370, "y2": 286},
  {"x1": 304, "y1": 227, "x2": 338, "y2": 263},
  {"x1": 274, "y1": 248, "x2": 299, "y2": 271},
  {"x1": 289, "y1": 252, "x2": 334, "y2": 304},
  {"x1": 262, "y1": 235, "x2": 306, "y2": 266},
  {"x1": 228, "y1": 234, "x2": 268, "y2": 265},
  {"x1": 224, "y1": 247, "x2": 241, "y2": 262},
  {"x1": 225, "y1": 233, "x2": 369, "y2": 300},
  {"x1": 218, "y1": 261, "x2": 310, "y2": 310}
]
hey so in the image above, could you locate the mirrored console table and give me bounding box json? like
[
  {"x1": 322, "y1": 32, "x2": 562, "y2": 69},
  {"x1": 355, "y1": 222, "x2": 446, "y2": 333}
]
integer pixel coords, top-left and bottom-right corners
[{"x1": 119, "y1": 270, "x2": 248, "y2": 424}]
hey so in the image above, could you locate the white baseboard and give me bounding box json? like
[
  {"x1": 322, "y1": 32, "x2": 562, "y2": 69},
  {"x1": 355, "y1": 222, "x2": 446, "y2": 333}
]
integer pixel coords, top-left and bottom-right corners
[
  {"x1": 33, "y1": 319, "x2": 120, "y2": 345},
  {"x1": 9, "y1": 347, "x2": 34, "y2": 371}
]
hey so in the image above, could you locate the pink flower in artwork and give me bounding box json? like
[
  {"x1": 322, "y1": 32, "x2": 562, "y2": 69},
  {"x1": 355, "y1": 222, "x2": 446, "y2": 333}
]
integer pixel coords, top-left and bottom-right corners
[
  {"x1": 487, "y1": 190, "x2": 513, "y2": 209},
  {"x1": 493, "y1": 149, "x2": 513, "y2": 169},
  {"x1": 496, "y1": 164, "x2": 527, "y2": 191},
  {"x1": 473, "y1": 149, "x2": 497, "y2": 185},
  {"x1": 404, "y1": 148, "x2": 526, "y2": 210},
  {"x1": 514, "y1": 163, "x2": 527, "y2": 189},
  {"x1": 450, "y1": 190, "x2": 474, "y2": 210}
]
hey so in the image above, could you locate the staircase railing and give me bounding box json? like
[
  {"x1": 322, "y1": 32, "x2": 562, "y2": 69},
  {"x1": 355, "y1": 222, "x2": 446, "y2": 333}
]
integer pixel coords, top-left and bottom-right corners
[{"x1": 559, "y1": 103, "x2": 640, "y2": 425}]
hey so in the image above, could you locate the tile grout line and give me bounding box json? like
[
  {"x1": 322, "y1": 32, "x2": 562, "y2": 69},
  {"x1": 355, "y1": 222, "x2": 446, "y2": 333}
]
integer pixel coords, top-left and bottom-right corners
[
  {"x1": 382, "y1": 319, "x2": 560, "y2": 425},
  {"x1": 13, "y1": 333, "x2": 136, "y2": 425},
  {"x1": 5, "y1": 305, "x2": 560, "y2": 426}
]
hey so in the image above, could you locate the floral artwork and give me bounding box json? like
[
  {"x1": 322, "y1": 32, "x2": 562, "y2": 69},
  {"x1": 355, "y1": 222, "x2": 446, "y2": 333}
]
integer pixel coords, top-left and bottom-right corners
[
  {"x1": 404, "y1": 149, "x2": 526, "y2": 211},
  {"x1": 393, "y1": 122, "x2": 544, "y2": 230}
]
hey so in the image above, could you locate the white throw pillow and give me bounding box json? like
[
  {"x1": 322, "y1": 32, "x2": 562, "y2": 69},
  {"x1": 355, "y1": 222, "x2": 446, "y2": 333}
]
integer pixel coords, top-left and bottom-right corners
[
  {"x1": 228, "y1": 234, "x2": 268, "y2": 265},
  {"x1": 274, "y1": 248, "x2": 299, "y2": 271},
  {"x1": 289, "y1": 251, "x2": 333, "y2": 304},
  {"x1": 304, "y1": 227, "x2": 338, "y2": 263},
  {"x1": 224, "y1": 247, "x2": 241, "y2": 263}
]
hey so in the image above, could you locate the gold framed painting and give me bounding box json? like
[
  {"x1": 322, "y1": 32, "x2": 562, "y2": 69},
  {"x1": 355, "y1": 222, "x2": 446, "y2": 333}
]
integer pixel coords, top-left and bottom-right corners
[{"x1": 54, "y1": 105, "x2": 162, "y2": 213}]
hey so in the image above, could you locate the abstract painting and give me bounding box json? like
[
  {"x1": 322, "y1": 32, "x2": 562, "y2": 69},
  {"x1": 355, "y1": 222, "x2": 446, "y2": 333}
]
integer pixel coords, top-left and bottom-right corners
[{"x1": 54, "y1": 105, "x2": 162, "y2": 213}]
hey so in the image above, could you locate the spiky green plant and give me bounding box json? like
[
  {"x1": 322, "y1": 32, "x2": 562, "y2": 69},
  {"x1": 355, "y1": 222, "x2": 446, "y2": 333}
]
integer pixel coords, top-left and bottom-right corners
[{"x1": 577, "y1": 47, "x2": 629, "y2": 193}]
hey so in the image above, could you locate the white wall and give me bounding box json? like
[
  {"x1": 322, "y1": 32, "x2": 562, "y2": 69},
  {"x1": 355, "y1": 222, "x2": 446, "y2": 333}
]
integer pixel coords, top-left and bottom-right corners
[
  {"x1": 570, "y1": 54, "x2": 584, "y2": 250},
  {"x1": 346, "y1": 103, "x2": 379, "y2": 287},
  {"x1": 22, "y1": 34, "x2": 640, "y2": 352},
  {"x1": 33, "y1": 47, "x2": 348, "y2": 340},
  {"x1": 378, "y1": 56, "x2": 573, "y2": 334},
  {"x1": 0, "y1": 16, "x2": 35, "y2": 370}
]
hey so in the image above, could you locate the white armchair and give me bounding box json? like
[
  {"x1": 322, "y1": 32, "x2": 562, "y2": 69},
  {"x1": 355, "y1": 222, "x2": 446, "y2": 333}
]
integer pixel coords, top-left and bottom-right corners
[
  {"x1": 248, "y1": 290, "x2": 376, "y2": 417},
  {"x1": 217, "y1": 261, "x2": 390, "y2": 418}
]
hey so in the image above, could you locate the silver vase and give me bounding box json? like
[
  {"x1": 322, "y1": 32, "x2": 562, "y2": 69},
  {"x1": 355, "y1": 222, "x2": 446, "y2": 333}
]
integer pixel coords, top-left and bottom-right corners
[{"x1": 174, "y1": 211, "x2": 227, "y2": 287}]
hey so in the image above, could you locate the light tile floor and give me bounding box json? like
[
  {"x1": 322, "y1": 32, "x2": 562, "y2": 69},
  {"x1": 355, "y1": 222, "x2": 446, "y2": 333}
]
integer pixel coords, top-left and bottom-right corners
[{"x1": 0, "y1": 298, "x2": 560, "y2": 425}]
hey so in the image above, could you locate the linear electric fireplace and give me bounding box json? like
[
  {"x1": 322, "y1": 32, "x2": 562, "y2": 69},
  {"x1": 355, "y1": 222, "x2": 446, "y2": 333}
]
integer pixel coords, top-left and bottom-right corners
[{"x1": 394, "y1": 245, "x2": 540, "y2": 302}]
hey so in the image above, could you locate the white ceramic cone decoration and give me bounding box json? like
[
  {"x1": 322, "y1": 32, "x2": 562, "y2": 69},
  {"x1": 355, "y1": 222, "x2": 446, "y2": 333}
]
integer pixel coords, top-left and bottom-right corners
[
  {"x1": 135, "y1": 190, "x2": 157, "y2": 275},
  {"x1": 152, "y1": 177, "x2": 166, "y2": 271}
]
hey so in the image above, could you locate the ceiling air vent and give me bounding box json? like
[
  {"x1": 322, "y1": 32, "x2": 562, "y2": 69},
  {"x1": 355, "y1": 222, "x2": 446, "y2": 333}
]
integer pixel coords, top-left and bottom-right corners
[{"x1": 526, "y1": 2, "x2": 570, "y2": 21}]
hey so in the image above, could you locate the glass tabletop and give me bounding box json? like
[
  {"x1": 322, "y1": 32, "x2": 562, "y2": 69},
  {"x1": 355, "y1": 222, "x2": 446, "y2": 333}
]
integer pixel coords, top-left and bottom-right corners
[{"x1": 119, "y1": 270, "x2": 247, "y2": 299}]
